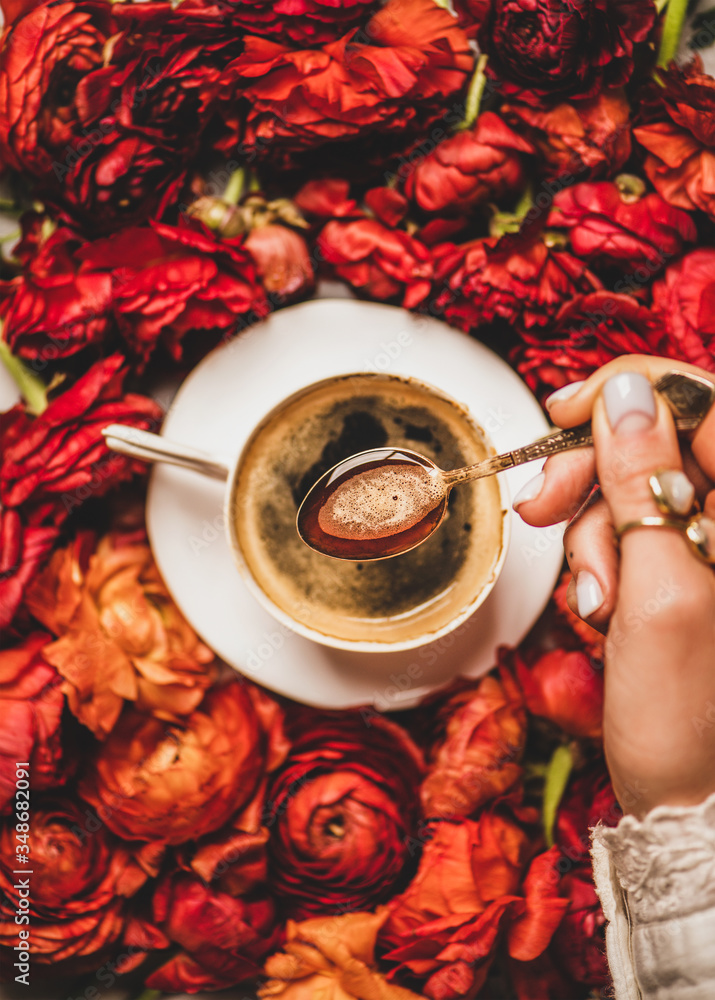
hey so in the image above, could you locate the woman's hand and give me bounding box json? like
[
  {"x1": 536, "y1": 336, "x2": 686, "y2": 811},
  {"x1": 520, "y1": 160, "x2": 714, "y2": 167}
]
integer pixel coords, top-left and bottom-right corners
[{"x1": 515, "y1": 356, "x2": 715, "y2": 817}]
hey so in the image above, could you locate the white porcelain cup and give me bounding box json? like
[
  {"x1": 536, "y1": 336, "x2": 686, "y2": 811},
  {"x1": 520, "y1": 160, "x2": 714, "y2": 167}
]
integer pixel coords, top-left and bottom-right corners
[{"x1": 105, "y1": 371, "x2": 510, "y2": 653}]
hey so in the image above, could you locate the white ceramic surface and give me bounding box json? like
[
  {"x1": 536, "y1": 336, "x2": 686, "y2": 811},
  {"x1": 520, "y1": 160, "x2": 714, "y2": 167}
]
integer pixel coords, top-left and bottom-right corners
[{"x1": 146, "y1": 299, "x2": 565, "y2": 710}]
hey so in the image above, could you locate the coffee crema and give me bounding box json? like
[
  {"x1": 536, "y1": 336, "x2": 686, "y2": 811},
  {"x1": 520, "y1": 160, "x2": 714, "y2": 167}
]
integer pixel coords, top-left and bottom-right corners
[{"x1": 230, "y1": 374, "x2": 505, "y2": 646}]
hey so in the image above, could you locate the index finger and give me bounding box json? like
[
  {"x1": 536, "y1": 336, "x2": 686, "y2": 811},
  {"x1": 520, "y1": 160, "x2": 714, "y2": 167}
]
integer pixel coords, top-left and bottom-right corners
[{"x1": 546, "y1": 355, "x2": 715, "y2": 482}]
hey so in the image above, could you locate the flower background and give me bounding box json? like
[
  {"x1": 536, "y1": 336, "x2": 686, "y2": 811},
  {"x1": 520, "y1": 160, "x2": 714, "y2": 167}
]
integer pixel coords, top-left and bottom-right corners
[{"x1": 1, "y1": 0, "x2": 715, "y2": 997}]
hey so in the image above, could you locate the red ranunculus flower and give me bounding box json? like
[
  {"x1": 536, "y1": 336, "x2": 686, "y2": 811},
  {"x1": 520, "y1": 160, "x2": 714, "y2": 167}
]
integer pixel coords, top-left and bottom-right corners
[
  {"x1": 0, "y1": 2, "x2": 240, "y2": 231},
  {"x1": 650, "y1": 248, "x2": 715, "y2": 373},
  {"x1": 318, "y1": 217, "x2": 433, "y2": 308},
  {"x1": 0, "y1": 1, "x2": 111, "y2": 175},
  {"x1": 403, "y1": 112, "x2": 534, "y2": 215},
  {"x1": 634, "y1": 57, "x2": 715, "y2": 220},
  {"x1": 77, "y1": 220, "x2": 268, "y2": 367},
  {"x1": 0, "y1": 796, "x2": 148, "y2": 966},
  {"x1": 245, "y1": 224, "x2": 314, "y2": 302},
  {"x1": 512, "y1": 291, "x2": 665, "y2": 401},
  {"x1": 514, "y1": 647, "x2": 604, "y2": 740},
  {"x1": 421, "y1": 666, "x2": 527, "y2": 819},
  {"x1": 0, "y1": 634, "x2": 65, "y2": 812},
  {"x1": 266, "y1": 708, "x2": 424, "y2": 918},
  {"x1": 455, "y1": 0, "x2": 655, "y2": 103},
  {"x1": 0, "y1": 354, "x2": 162, "y2": 509},
  {"x1": 225, "y1": 0, "x2": 377, "y2": 44},
  {"x1": 145, "y1": 873, "x2": 281, "y2": 992},
  {"x1": 227, "y1": 0, "x2": 472, "y2": 155},
  {"x1": 381, "y1": 813, "x2": 568, "y2": 999},
  {"x1": 0, "y1": 504, "x2": 62, "y2": 632},
  {"x1": 502, "y1": 90, "x2": 632, "y2": 181},
  {"x1": 294, "y1": 177, "x2": 359, "y2": 218},
  {"x1": 432, "y1": 230, "x2": 601, "y2": 334},
  {"x1": 0, "y1": 227, "x2": 112, "y2": 360},
  {"x1": 548, "y1": 179, "x2": 696, "y2": 268},
  {"x1": 79, "y1": 680, "x2": 282, "y2": 845}
]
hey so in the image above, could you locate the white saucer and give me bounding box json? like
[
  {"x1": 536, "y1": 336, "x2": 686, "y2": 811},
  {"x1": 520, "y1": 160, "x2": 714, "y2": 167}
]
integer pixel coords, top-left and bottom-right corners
[{"x1": 146, "y1": 300, "x2": 564, "y2": 710}]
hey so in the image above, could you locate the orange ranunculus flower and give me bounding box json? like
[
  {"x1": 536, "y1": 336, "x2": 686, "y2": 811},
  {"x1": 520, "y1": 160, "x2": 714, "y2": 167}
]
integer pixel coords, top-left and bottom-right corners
[
  {"x1": 25, "y1": 530, "x2": 216, "y2": 739},
  {"x1": 79, "y1": 679, "x2": 287, "y2": 846},
  {"x1": 420, "y1": 667, "x2": 527, "y2": 819},
  {"x1": 259, "y1": 909, "x2": 427, "y2": 1000},
  {"x1": 245, "y1": 224, "x2": 315, "y2": 300},
  {"x1": 381, "y1": 813, "x2": 568, "y2": 1000}
]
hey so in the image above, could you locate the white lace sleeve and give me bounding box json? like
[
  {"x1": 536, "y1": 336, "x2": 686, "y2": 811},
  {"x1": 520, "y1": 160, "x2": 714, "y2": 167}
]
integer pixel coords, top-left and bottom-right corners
[{"x1": 590, "y1": 791, "x2": 715, "y2": 1000}]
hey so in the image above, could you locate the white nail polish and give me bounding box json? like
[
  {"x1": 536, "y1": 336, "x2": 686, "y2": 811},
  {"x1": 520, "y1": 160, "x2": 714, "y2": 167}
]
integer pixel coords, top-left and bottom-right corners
[
  {"x1": 512, "y1": 472, "x2": 545, "y2": 509},
  {"x1": 545, "y1": 380, "x2": 586, "y2": 409},
  {"x1": 602, "y1": 371, "x2": 656, "y2": 435},
  {"x1": 576, "y1": 570, "x2": 604, "y2": 619}
]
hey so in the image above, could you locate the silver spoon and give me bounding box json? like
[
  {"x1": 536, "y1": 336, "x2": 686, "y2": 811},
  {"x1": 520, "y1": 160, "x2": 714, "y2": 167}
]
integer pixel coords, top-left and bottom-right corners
[{"x1": 103, "y1": 369, "x2": 715, "y2": 560}]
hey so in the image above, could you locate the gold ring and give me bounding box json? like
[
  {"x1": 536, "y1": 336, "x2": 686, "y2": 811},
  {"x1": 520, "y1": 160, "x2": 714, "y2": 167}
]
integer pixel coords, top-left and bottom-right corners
[
  {"x1": 615, "y1": 513, "x2": 715, "y2": 566},
  {"x1": 614, "y1": 516, "x2": 689, "y2": 541}
]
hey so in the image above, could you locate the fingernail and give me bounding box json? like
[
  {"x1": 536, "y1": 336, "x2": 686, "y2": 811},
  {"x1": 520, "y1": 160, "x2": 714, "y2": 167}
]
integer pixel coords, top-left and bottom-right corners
[
  {"x1": 576, "y1": 570, "x2": 604, "y2": 619},
  {"x1": 545, "y1": 380, "x2": 586, "y2": 410},
  {"x1": 512, "y1": 471, "x2": 545, "y2": 509},
  {"x1": 603, "y1": 371, "x2": 656, "y2": 435}
]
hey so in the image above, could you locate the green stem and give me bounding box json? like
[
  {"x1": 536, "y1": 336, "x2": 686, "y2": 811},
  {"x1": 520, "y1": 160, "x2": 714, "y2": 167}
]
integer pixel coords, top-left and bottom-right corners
[
  {"x1": 0, "y1": 334, "x2": 48, "y2": 415},
  {"x1": 456, "y1": 55, "x2": 489, "y2": 131},
  {"x1": 657, "y1": 0, "x2": 689, "y2": 67},
  {"x1": 223, "y1": 167, "x2": 246, "y2": 207},
  {"x1": 131, "y1": 991, "x2": 162, "y2": 1000},
  {"x1": 542, "y1": 743, "x2": 574, "y2": 848}
]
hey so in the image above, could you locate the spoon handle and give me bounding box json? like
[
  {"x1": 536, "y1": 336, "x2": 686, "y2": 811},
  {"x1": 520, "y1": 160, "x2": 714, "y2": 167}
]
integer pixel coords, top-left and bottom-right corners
[
  {"x1": 102, "y1": 424, "x2": 230, "y2": 481},
  {"x1": 443, "y1": 369, "x2": 715, "y2": 486}
]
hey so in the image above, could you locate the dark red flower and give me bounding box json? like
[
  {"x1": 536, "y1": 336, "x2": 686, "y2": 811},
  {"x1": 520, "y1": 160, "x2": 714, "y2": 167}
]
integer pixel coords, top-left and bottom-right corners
[
  {"x1": 432, "y1": 231, "x2": 601, "y2": 334},
  {"x1": 79, "y1": 680, "x2": 279, "y2": 845},
  {"x1": 266, "y1": 708, "x2": 424, "y2": 918},
  {"x1": 552, "y1": 865, "x2": 609, "y2": 987},
  {"x1": 0, "y1": 504, "x2": 62, "y2": 632},
  {"x1": 76, "y1": 220, "x2": 268, "y2": 367},
  {"x1": 318, "y1": 217, "x2": 433, "y2": 308},
  {"x1": 514, "y1": 647, "x2": 604, "y2": 740},
  {"x1": 224, "y1": 0, "x2": 377, "y2": 44},
  {"x1": 145, "y1": 873, "x2": 281, "y2": 992},
  {"x1": 0, "y1": 634, "x2": 65, "y2": 812},
  {"x1": 556, "y1": 765, "x2": 620, "y2": 863},
  {"x1": 455, "y1": 0, "x2": 655, "y2": 102},
  {"x1": 502, "y1": 90, "x2": 632, "y2": 181},
  {"x1": 512, "y1": 291, "x2": 666, "y2": 401},
  {"x1": 245, "y1": 224, "x2": 314, "y2": 301},
  {"x1": 634, "y1": 57, "x2": 715, "y2": 220},
  {"x1": 381, "y1": 814, "x2": 568, "y2": 1000},
  {"x1": 650, "y1": 248, "x2": 715, "y2": 374},
  {"x1": 0, "y1": 796, "x2": 148, "y2": 965},
  {"x1": 402, "y1": 112, "x2": 534, "y2": 215},
  {"x1": 0, "y1": 227, "x2": 112, "y2": 361},
  {"x1": 228, "y1": 0, "x2": 472, "y2": 156},
  {"x1": 548, "y1": 179, "x2": 696, "y2": 268},
  {"x1": 0, "y1": 354, "x2": 162, "y2": 509},
  {"x1": 421, "y1": 666, "x2": 527, "y2": 819}
]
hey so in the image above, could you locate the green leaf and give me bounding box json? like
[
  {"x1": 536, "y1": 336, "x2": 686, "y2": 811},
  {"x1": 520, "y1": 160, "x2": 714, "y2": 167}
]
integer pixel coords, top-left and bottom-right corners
[
  {"x1": 456, "y1": 55, "x2": 488, "y2": 131},
  {"x1": 542, "y1": 743, "x2": 574, "y2": 848},
  {"x1": 0, "y1": 333, "x2": 48, "y2": 415},
  {"x1": 657, "y1": 0, "x2": 690, "y2": 66}
]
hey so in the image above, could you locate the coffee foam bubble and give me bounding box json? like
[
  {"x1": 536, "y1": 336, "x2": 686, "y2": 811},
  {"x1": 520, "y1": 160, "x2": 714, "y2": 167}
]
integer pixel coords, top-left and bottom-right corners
[{"x1": 317, "y1": 464, "x2": 444, "y2": 540}]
